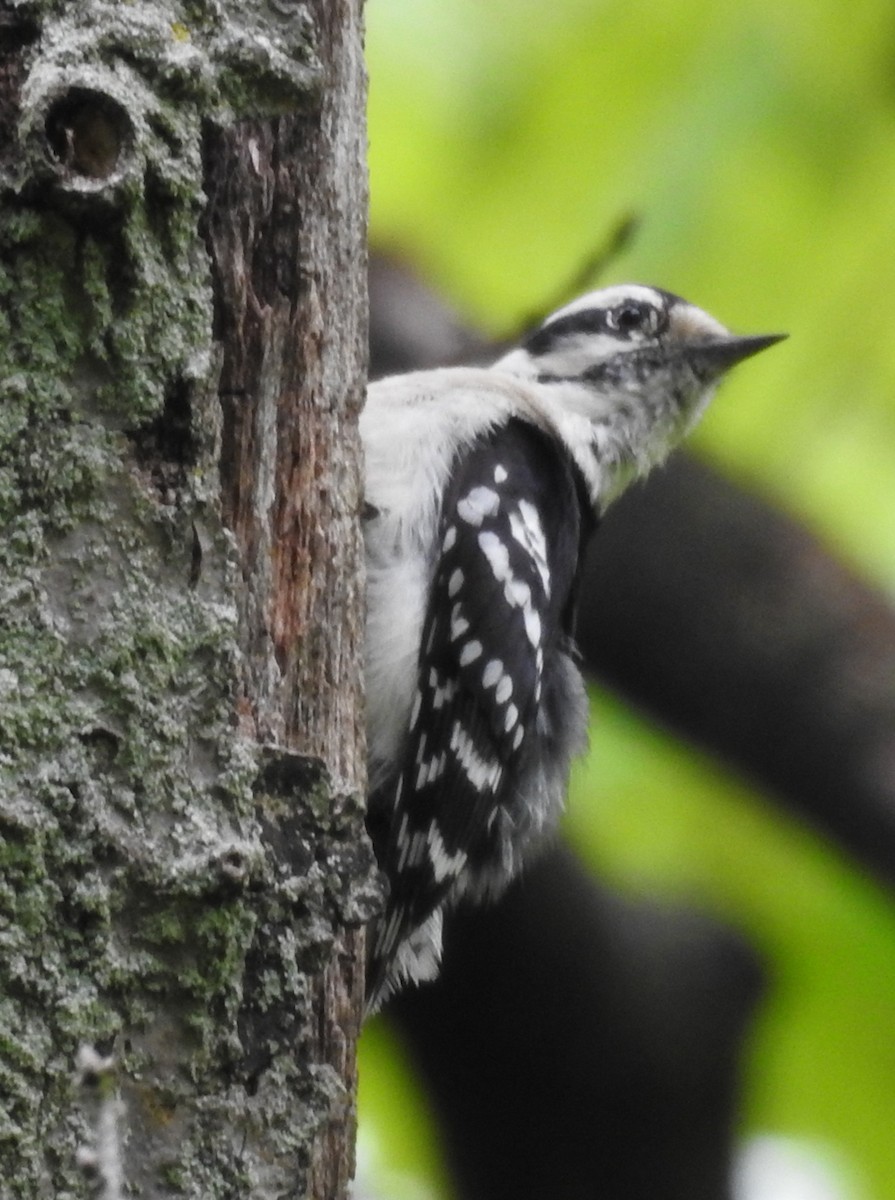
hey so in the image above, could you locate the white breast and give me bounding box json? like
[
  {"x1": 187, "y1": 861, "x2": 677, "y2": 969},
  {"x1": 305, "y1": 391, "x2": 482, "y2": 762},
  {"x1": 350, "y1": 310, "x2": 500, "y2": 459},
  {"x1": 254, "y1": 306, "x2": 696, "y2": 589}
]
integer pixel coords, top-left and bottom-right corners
[{"x1": 361, "y1": 368, "x2": 544, "y2": 790}]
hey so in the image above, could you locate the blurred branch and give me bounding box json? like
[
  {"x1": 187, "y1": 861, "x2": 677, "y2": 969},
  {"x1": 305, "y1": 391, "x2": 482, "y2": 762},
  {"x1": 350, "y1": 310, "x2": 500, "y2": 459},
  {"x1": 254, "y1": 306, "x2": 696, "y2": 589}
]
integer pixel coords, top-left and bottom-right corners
[
  {"x1": 506, "y1": 212, "x2": 641, "y2": 340},
  {"x1": 578, "y1": 458, "x2": 895, "y2": 886},
  {"x1": 370, "y1": 215, "x2": 640, "y2": 380},
  {"x1": 368, "y1": 255, "x2": 485, "y2": 375},
  {"x1": 391, "y1": 849, "x2": 762, "y2": 1200}
]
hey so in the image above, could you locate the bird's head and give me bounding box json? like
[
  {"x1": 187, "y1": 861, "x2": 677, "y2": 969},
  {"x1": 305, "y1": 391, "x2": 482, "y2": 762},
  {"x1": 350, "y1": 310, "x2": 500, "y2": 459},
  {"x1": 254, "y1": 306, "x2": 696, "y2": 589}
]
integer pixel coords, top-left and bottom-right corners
[{"x1": 494, "y1": 283, "x2": 784, "y2": 501}]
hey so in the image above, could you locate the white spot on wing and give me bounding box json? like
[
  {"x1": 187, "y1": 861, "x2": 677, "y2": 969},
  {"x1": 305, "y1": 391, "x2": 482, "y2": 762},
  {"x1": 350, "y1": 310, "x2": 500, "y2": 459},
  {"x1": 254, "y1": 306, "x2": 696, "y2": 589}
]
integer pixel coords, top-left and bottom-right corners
[
  {"x1": 427, "y1": 825, "x2": 468, "y2": 883},
  {"x1": 395, "y1": 812, "x2": 409, "y2": 851},
  {"x1": 432, "y1": 677, "x2": 457, "y2": 710},
  {"x1": 459, "y1": 639, "x2": 483, "y2": 667},
  {"x1": 414, "y1": 731, "x2": 428, "y2": 765},
  {"x1": 448, "y1": 568, "x2": 464, "y2": 598},
  {"x1": 457, "y1": 486, "x2": 500, "y2": 527},
  {"x1": 396, "y1": 815, "x2": 430, "y2": 872},
  {"x1": 504, "y1": 703, "x2": 519, "y2": 732},
  {"x1": 495, "y1": 675, "x2": 513, "y2": 704},
  {"x1": 478, "y1": 530, "x2": 511, "y2": 581},
  {"x1": 510, "y1": 500, "x2": 551, "y2": 597},
  {"x1": 416, "y1": 751, "x2": 446, "y2": 791},
  {"x1": 506, "y1": 578, "x2": 531, "y2": 608},
  {"x1": 482, "y1": 658, "x2": 503, "y2": 689},
  {"x1": 524, "y1": 607, "x2": 541, "y2": 648},
  {"x1": 450, "y1": 603, "x2": 469, "y2": 642},
  {"x1": 494, "y1": 465, "x2": 508, "y2": 484},
  {"x1": 450, "y1": 721, "x2": 503, "y2": 794},
  {"x1": 478, "y1": 526, "x2": 546, "y2": 666},
  {"x1": 443, "y1": 524, "x2": 457, "y2": 552}
]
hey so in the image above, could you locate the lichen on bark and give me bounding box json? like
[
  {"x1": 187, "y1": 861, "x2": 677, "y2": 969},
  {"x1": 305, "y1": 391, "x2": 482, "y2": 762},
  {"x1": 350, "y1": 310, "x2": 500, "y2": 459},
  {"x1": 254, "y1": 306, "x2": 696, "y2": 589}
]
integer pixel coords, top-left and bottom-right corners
[{"x1": 0, "y1": 1, "x2": 372, "y2": 1194}]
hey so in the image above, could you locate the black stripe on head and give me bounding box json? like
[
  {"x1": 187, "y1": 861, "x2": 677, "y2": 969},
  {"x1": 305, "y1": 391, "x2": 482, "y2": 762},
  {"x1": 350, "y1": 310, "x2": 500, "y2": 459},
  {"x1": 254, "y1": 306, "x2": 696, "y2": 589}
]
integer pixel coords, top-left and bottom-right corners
[
  {"x1": 523, "y1": 286, "x2": 681, "y2": 359},
  {"x1": 523, "y1": 308, "x2": 607, "y2": 357}
]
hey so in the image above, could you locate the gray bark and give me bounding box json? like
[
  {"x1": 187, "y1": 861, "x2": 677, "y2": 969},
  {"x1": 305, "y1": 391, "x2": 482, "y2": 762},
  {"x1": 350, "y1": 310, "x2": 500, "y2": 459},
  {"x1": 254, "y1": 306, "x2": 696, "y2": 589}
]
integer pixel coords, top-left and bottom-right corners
[{"x1": 0, "y1": 2, "x2": 374, "y2": 1197}]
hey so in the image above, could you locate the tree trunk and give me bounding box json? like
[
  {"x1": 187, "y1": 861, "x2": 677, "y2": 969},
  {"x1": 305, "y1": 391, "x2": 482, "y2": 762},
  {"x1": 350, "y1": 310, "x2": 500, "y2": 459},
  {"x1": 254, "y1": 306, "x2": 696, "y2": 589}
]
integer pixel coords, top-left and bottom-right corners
[{"x1": 0, "y1": 2, "x2": 373, "y2": 1197}]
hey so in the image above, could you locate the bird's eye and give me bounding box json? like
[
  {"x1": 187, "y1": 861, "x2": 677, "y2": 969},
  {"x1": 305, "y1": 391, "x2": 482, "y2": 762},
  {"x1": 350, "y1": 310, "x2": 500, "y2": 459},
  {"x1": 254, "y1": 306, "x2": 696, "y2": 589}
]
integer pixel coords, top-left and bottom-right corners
[{"x1": 608, "y1": 301, "x2": 654, "y2": 334}]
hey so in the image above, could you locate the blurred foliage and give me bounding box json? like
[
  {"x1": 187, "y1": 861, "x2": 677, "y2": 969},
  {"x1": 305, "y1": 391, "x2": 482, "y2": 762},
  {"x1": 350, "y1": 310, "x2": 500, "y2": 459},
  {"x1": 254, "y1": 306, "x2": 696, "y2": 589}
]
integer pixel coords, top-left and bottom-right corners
[
  {"x1": 367, "y1": 0, "x2": 895, "y2": 592},
  {"x1": 567, "y1": 691, "x2": 895, "y2": 1200},
  {"x1": 357, "y1": 1020, "x2": 453, "y2": 1200},
  {"x1": 360, "y1": 1, "x2": 895, "y2": 1198}
]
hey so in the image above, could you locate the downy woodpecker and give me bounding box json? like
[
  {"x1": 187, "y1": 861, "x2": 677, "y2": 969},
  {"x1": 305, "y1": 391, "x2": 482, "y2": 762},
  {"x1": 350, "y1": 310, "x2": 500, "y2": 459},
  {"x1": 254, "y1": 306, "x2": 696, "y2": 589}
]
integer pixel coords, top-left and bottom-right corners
[{"x1": 361, "y1": 284, "x2": 783, "y2": 1012}]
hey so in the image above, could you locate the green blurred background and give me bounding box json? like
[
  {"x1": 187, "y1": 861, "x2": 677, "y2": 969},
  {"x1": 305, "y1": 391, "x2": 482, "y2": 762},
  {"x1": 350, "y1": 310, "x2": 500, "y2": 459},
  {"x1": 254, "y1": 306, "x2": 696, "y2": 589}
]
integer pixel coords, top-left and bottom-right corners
[{"x1": 358, "y1": 1, "x2": 895, "y2": 1197}]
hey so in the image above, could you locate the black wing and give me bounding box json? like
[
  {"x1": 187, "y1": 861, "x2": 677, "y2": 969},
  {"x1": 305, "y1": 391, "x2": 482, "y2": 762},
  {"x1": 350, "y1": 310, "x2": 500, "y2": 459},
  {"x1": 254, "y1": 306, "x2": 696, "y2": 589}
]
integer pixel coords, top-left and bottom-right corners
[{"x1": 366, "y1": 419, "x2": 588, "y2": 1008}]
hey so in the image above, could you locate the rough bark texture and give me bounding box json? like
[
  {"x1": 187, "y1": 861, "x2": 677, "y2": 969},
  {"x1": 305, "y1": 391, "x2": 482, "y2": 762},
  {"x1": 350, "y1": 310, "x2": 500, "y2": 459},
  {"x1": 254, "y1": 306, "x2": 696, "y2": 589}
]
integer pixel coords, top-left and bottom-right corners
[
  {"x1": 203, "y1": 2, "x2": 371, "y2": 1193},
  {"x1": 0, "y1": 2, "x2": 372, "y2": 1197}
]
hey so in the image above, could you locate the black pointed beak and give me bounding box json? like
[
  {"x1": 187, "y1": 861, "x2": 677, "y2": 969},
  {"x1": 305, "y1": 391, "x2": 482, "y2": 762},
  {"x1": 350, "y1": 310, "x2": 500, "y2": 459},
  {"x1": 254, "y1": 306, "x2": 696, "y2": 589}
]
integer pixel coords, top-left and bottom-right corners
[{"x1": 686, "y1": 332, "x2": 787, "y2": 373}]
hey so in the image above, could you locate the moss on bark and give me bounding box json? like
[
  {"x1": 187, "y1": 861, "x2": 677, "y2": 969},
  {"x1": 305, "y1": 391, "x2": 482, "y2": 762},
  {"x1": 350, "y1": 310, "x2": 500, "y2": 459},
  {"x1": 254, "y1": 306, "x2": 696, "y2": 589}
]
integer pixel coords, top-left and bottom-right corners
[{"x1": 0, "y1": 1, "x2": 372, "y2": 1194}]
